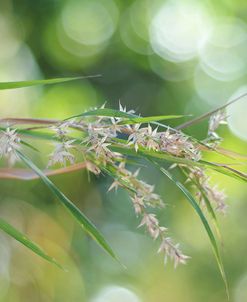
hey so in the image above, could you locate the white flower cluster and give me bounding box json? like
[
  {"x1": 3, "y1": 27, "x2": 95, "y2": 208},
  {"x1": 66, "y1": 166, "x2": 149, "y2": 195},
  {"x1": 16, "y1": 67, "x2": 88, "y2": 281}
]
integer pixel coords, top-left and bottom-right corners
[
  {"x1": 0, "y1": 128, "x2": 20, "y2": 165},
  {"x1": 207, "y1": 110, "x2": 227, "y2": 143},
  {"x1": 0, "y1": 104, "x2": 232, "y2": 269},
  {"x1": 127, "y1": 124, "x2": 201, "y2": 161},
  {"x1": 48, "y1": 121, "x2": 76, "y2": 167},
  {"x1": 108, "y1": 162, "x2": 189, "y2": 267},
  {"x1": 45, "y1": 104, "x2": 204, "y2": 267}
]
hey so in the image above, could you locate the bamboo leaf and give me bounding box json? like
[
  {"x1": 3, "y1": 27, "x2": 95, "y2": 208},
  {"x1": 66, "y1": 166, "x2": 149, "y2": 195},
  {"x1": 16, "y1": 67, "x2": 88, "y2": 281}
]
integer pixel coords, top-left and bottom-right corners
[
  {"x1": 0, "y1": 75, "x2": 100, "y2": 90},
  {"x1": 20, "y1": 140, "x2": 40, "y2": 152},
  {"x1": 66, "y1": 108, "x2": 186, "y2": 124},
  {"x1": 0, "y1": 217, "x2": 63, "y2": 269},
  {"x1": 16, "y1": 151, "x2": 121, "y2": 265},
  {"x1": 179, "y1": 167, "x2": 222, "y2": 242},
  {"x1": 117, "y1": 115, "x2": 186, "y2": 125},
  {"x1": 110, "y1": 145, "x2": 247, "y2": 183},
  {"x1": 67, "y1": 108, "x2": 140, "y2": 120},
  {"x1": 151, "y1": 163, "x2": 229, "y2": 298}
]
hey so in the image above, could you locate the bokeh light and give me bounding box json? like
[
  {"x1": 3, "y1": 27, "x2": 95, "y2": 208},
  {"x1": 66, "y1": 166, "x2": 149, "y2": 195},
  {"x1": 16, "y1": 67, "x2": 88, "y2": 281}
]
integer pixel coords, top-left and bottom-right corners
[
  {"x1": 91, "y1": 286, "x2": 140, "y2": 302},
  {"x1": 199, "y1": 18, "x2": 247, "y2": 82},
  {"x1": 0, "y1": 1, "x2": 246, "y2": 301},
  {"x1": 149, "y1": 1, "x2": 212, "y2": 62}
]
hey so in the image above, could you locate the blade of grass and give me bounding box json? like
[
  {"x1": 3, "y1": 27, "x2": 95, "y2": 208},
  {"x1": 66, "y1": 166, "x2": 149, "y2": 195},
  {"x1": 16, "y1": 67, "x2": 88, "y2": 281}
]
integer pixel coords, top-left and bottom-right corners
[
  {"x1": 66, "y1": 108, "x2": 187, "y2": 124},
  {"x1": 0, "y1": 217, "x2": 63, "y2": 269},
  {"x1": 150, "y1": 161, "x2": 229, "y2": 298},
  {"x1": 0, "y1": 75, "x2": 101, "y2": 90},
  {"x1": 20, "y1": 140, "x2": 40, "y2": 152},
  {"x1": 16, "y1": 151, "x2": 121, "y2": 265},
  {"x1": 179, "y1": 166, "x2": 222, "y2": 242},
  {"x1": 110, "y1": 144, "x2": 247, "y2": 183},
  {"x1": 66, "y1": 108, "x2": 143, "y2": 120},
  {"x1": 117, "y1": 115, "x2": 186, "y2": 125}
]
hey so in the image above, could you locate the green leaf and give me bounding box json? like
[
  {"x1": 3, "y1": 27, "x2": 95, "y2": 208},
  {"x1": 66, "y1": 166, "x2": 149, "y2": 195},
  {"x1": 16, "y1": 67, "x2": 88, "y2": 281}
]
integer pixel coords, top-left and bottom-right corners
[
  {"x1": 179, "y1": 167, "x2": 222, "y2": 242},
  {"x1": 20, "y1": 140, "x2": 40, "y2": 152},
  {"x1": 110, "y1": 144, "x2": 247, "y2": 183},
  {"x1": 66, "y1": 108, "x2": 139, "y2": 120},
  {"x1": 66, "y1": 108, "x2": 186, "y2": 124},
  {"x1": 0, "y1": 217, "x2": 63, "y2": 269},
  {"x1": 17, "y1": 151, "x2": 121, "y2": 265},
  {"x1": 117, "y1": 115, "x2": 186, "y2": 125},
  {"x1": 0, "y1": 75, "x2": 100, "y2": 90},
  {"x1": 152, "y1": 163, "x2": 229, "y2": 298}
]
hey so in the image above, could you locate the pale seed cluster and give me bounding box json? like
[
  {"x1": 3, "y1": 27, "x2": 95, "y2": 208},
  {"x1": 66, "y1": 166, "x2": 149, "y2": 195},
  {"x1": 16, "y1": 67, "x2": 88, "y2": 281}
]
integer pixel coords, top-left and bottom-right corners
[
  {"x1": 0, "y1": 105, "x2": 229, "y2": 268},
  {"x1": 0, "y1": 128, "x2": 20, "y2": 165},
  {"x1": 108, "y1": 161, "x2": 189, "y2": 268},
  {"x1": 206, "y1": 109, "x2": 227, "y2": 144}
]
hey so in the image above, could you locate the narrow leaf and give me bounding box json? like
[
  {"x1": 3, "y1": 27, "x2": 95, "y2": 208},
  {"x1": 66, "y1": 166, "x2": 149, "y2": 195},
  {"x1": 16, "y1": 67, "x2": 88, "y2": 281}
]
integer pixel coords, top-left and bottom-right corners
[
  {"x1": 117, "y1": 115, "x2": 186, "y2": 125},
  {"x1": 17, "y1": 151, "x2": 121, "y2": 265},
  {"x1": 66, "y1": 108, "x2": 139, "y2": 120},
  {"x1": 0, "y1": 217, "x2": 63, "y2": 269},
  {"x1": 0, "y1": 75, "x2": 100, "y2": 90},
  {"x1": 179, "y1": 167, "x2": 222, "y2": 242},
  {"x1": 152, "y1": 163, "x2": 229, "y2": 297},
  {"x1": 110, "y1": 145, "x2": 247, "y2": 183},
  {"x1": 20, "y1": 140, "x2": 40, "y2": 152}
]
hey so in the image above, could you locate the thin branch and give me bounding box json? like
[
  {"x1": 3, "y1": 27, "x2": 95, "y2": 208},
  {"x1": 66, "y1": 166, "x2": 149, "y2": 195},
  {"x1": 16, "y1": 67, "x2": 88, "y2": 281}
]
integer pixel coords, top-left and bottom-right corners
[
  {"x1": 0, "y1": 162, "x2": 87, "y2": 180},
  {"x1": 0, "y1": 118, "x2": 58, "y2": 125},
  {"x1": 176, "y1": 92, "x2": 247, "y2": 130}
]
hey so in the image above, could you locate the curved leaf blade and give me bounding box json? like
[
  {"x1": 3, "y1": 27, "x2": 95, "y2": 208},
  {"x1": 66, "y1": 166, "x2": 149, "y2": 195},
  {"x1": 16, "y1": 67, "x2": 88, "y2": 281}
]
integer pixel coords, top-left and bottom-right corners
[
  {"x1": 0, "y1": 217, "x2": 63, "y2": 269},
  {"x1": 152, "y1": 163, "x2": 229, "y2": 298},
  {"x1": 110, "y1": 145, "x2": 247, "y2": 183},
  {"x1": 66, "y1": 108, "x2": 186, "y2": 124},
  {"x1": 117, "y1": 115, "x2": 186, "y2": 125},
  {"x1": 66, "y1": 108, "x2": 139, "y2": 120},
  {"x1": 179, "y1": 167, "x2": 222, "y2": 242},
  {"x1": 17, "y1": 151, "x2": 121, "y2": 265}
]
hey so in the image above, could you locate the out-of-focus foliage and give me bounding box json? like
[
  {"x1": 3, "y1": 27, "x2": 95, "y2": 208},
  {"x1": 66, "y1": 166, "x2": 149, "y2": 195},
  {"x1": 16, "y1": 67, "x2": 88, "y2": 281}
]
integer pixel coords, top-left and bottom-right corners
[{"x1": 0, "y1": 0, "x2": 246, "y2": 301}]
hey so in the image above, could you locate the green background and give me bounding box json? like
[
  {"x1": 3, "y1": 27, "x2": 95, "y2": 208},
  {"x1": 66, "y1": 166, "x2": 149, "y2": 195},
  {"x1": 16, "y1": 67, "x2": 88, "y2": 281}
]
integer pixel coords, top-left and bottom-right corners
[{"x1": 0, "y1": 0, "x2": 246, "y2": 301}]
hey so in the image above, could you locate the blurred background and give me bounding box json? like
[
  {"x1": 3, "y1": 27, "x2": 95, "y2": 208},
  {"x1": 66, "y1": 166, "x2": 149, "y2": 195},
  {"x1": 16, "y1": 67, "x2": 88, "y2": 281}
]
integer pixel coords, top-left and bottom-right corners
[{"x1": 0, "y1": 0, "x2": 247, "y2": 301}]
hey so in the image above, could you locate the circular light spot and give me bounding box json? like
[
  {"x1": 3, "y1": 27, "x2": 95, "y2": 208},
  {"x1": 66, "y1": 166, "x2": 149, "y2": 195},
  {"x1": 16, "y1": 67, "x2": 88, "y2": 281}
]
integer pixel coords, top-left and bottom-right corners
[
  {"x1": 149, "y1": 54, "x2": 195, "y2": 82},
  {"x1": 194, "y1": 65, "x2": 240, "y2": 106},
  {"x1": 149, "y1": 1, "x2": 212, "y2": 62},
  {"x1": 199, "y1": 18, "x2": 247, "y2": 81},
  {"x1": 91, "y1": 286, "x2": 140, "y2": 302},
  {"x1": 61, "y1": 0, "x2": 118, "y2": 46},
  {"x1": 120, "y1": 8, "x2": 153, "y2": 55}
]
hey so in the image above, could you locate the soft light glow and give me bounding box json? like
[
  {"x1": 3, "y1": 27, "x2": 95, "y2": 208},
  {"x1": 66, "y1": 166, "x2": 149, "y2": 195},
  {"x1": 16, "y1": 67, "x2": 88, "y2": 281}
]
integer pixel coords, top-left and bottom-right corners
[
  {"x1": 61, "y1": 0, "x2": 118, "y2": 46},
  {"x1": 149, "y1": 54, "x2": 195, "y2": 82},
  {"x1": 149, "y1": 1, "x2": 212, "y2": 62},
  {"x1": 194, "y1": 65, "x2": 241, "y2": 106},
  {"x1": 91, "y1": 286, "x2": 140, "y2": 302},
  {"x1": 199, "y1": 18, "x2": 247, "y2": 81}
]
